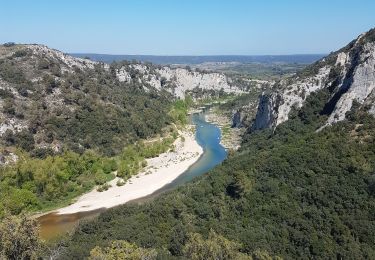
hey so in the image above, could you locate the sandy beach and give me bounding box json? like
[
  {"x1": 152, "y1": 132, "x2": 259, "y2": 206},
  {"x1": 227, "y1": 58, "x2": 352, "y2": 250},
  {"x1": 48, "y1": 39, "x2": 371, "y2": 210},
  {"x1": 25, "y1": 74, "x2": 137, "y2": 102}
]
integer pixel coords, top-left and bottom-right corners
[{"x1": 55, "y1": 128, "x2": 203, "y2": 215}]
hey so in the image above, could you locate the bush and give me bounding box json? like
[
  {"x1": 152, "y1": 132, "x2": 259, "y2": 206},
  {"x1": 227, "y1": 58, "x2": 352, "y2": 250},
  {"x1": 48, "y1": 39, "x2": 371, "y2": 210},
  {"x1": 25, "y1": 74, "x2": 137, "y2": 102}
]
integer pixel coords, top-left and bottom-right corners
[
  {"x1": 37, "y1": 59, "x2": 50, "y2": 70},
  {"x1": 12, "y1": 50, "x2": 28, "y2": 58},
  {"x1": 15, "y1": 130, "x2": 35, "y2": 151},
  {"x1": 0, "y1": 215, "x2": 42, "y2": 259},
  {"x1": 30, "y1": 147, "x2": 55, "y2": 159},
  {"x1": 1, "y1": 189, "x2": 39, "y2": 215},
  {"x1": 102, "y1": 159, "x2": 118, "y2": 174},
  {"x1": 97, "y1": 183, "x2": 111, "y2": 192},
  {"x1": 3, "y1": 129, "x2": 15, "y2": 145},
  {"x1": 0, "y1": 89, "x2": 14, "y2": 98},
  {"x1": 43, "y1": 74, "x2": 58, "y2": 93},
  {"x1": 116, "y1": 179, "x2": 126, "y2": 187},
  {"x1": 2, "y1": 99, "x2": 15, "y2": 115},
  {"x1": 3, "y1": 42, "x2": 15, "y2": 47}
]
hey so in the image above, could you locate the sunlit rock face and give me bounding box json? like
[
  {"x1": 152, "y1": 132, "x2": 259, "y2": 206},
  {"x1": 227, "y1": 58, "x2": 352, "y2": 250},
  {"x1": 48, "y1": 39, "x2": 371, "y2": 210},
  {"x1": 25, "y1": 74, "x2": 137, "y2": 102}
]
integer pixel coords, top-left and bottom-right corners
[
  {"x1": 156, "y1": 67, "x2": 241, "y2": 98},
  {"x1": 251, "y1": 28, "x2": 375, "y2": 130},
  {"x1": 115, "y1": 63, "x2": 243, "y2": 98}
]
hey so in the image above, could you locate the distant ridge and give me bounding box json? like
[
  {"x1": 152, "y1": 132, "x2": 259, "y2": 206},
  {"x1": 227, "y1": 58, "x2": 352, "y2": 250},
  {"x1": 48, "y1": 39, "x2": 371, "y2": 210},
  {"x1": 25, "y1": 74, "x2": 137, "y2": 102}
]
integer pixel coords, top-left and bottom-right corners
[{"x1": 71, "y1": 53, "x2": 325, "y2": 65}]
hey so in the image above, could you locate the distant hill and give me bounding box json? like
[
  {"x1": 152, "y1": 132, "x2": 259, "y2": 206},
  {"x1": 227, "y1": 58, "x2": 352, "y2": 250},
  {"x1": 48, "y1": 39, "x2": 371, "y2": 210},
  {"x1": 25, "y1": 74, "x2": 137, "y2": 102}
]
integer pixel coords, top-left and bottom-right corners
[{"x1": 71, "y1": 53, "x2": 325, "y2": 65}]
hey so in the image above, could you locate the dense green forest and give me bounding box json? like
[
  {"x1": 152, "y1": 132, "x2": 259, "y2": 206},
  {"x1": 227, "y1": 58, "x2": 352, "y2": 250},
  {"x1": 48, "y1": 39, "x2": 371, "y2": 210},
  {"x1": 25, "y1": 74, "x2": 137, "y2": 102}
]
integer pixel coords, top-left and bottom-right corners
[
  {"x1": 63, "y1": 89, "x2": 375, "y2": 259},
  {"x1": 0, "y1": 133, "x2": 178, "y2": 217},
  {"x1": 0, "y1": 84, "x2": 186, "y2": 216}
]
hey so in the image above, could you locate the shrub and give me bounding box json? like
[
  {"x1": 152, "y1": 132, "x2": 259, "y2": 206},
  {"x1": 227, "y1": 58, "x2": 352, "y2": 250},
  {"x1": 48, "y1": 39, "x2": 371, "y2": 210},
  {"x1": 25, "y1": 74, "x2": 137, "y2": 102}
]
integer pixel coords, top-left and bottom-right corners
[
  {"x1": 14, "y1": 130, "x2": 35, "y2": 151},
  {"x1": 38, "y1": 59, "x2": 50, "y2": 70},
  {"x1": 3, "y1": 42, "x2": 15, "y2": 47},
  {"x1": 97, "y1": 183, "x2": 111, "y2": 192},
  {"x1": 12, "y1": 49, "x2": 28, "y2": 58},
  {"x1": 0, "y1": 215, "x2": 42, "y2": 259},
  {"x1": 116, "y1": 179, "x2": 126, "y2": 187},
  {"x1": 0, "y1": 89, "x2": 14, "y2": 98}
]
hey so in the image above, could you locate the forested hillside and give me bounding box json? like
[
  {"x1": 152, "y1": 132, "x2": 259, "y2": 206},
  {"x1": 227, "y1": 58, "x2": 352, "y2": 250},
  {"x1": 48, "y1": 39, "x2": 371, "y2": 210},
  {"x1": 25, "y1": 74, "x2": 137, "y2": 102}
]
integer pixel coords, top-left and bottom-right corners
[
  {"x1": 64, "y1": 87, "x2": 375, "y2": 259},
  {"x1": 0, "y1": 44, "x2": 176, "y2": 157},
  {"x1": 0, "y1": 44, "x2": 182, "y2": 216},
  {"x1": 63, "y1": 31, "x2": 375, "y2": 259},
  {"x1": 0, "y1": 44, "x2": 235, "y2": 217}
]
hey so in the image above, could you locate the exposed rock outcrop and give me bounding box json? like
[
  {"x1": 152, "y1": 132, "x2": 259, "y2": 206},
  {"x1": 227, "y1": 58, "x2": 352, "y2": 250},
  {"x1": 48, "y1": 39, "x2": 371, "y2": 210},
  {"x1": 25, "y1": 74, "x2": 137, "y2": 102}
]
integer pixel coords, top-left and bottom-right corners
[
  {"x1": 231, "y1": 110, "x2": 242, "y2": 128},
  {"x1": 231, "y1": 105, "x2": 255, "y2": 128},
  {"x1": 157, "y1": 67, "x2": 240, "y2": 98},
  {"x1": 327, "y1": 39, "x2": 375, "y2": 124},
  {"x1": 115, "y1": 63, "x2": 242, "y2": 98},
  {"x1": 27, "y1": 44, "x2": 99, "y2": 72},
  {"x1": 251, "y1": 28, "x2": 375, "y2": 130},
  {"x1": 251, "y1": 94, "x2": 279, "y2": 131}
]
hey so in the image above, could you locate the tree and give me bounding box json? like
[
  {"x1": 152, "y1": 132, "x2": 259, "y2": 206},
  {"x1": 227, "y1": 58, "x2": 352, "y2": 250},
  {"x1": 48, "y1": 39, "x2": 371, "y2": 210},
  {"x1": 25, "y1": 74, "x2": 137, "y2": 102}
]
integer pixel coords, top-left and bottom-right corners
[
  {"x1": 0, "y1": 215, "x2": 42, "y2": 260},
  {"x1": 226, "y1": 170, "x2": 253, "y2": 198},
  {"x1": 89, "y1": 240, "x2": 157, "y2": 260},
  {"x1": 2, "y1": 189, "x2": 39, "y2": 215},
  {"x1": 183, "y1": 231, "x2": 251, "y2": 260},
  {"x1": 368, "y1": 174, "x2": 375, "y2": 196},
  {"x1": 252, "y1": 249, "x2": 282, "y2": 260}
]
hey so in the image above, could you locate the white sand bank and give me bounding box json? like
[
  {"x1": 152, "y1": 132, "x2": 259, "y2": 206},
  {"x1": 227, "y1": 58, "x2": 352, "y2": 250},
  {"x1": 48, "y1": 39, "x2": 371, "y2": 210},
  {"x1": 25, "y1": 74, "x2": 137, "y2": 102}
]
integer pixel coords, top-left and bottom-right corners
[{"x1": 56, "y1": 128, "x2": 203, "y2": 215}]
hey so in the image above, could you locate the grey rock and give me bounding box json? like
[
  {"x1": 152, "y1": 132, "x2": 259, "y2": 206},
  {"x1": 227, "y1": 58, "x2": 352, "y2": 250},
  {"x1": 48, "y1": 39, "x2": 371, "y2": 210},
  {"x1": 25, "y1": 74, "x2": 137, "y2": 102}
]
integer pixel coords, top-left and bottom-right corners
[{"x1": 250, "y1": 28, "x2": 375, "y2": 131}]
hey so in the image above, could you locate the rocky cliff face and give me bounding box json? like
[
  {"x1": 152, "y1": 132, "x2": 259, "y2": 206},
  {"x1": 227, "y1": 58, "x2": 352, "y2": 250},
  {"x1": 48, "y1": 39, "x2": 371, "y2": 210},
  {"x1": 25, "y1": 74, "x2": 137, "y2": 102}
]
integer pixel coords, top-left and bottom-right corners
[
  {"x1": 251, "y1": 94, "x2": 280, "y2": 130},
  {"x1": 231, "y1": 102, "x2": 261, "y2": 128},
  {"x1": 115, "y1": 63, "x2": 242, "y2": 98},
  {"x1": 157, "y1": 67, "x2": 240, "y2": 98},
  {"x1": 231, "y1": 110, "x2": 243, "y2": 128},
  {"x1": 251, "y1": 28, "x2": 375, "y2": 130}
]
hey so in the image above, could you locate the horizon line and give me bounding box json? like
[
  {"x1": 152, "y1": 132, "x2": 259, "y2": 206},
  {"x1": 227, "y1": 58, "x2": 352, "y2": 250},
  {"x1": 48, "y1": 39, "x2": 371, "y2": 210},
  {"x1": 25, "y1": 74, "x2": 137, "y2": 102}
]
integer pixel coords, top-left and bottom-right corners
[{"x1": 70, "y1": 52, "x2": 327, "y2": 57}]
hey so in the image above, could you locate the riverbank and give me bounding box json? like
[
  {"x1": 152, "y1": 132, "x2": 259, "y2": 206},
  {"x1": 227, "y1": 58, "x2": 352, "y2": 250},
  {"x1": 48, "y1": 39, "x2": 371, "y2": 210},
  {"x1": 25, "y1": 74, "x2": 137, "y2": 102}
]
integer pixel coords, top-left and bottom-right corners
[
  {"x1": 205, "y1": 107, "x2": 244, "y2": 150},
  {"x1": 54, "y1": 127, "x2": 202, "y2": 215}
]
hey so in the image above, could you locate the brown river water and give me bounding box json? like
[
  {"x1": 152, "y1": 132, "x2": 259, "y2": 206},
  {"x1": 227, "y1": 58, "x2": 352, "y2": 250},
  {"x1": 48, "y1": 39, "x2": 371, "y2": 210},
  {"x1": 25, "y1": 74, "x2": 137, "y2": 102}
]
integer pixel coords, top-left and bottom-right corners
[{"x1": 38, "y1": 209, "x2": 105, "y2": 240}]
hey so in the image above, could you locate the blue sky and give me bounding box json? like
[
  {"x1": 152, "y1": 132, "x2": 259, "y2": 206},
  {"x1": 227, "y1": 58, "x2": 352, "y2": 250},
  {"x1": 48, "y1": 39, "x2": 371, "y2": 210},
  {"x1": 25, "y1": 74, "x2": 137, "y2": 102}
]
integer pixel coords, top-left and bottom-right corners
[{"x1": 0, "y1": 0, "x2": 374, "y2": 55}]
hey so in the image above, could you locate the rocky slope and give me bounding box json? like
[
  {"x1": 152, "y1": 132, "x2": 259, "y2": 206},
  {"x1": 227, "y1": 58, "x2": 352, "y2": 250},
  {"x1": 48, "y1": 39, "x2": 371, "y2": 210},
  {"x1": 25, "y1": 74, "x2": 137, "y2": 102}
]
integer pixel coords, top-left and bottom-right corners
[
  {"x1": 114, "y1": 63, "x2": 243, "y2": 98},
  {"x1": 251, "y1": 28, "x2": 375, "y2": 130},
  {"x1": 0, "y1": 44, "x2": 98, "y2": 133},
  {"x1": 0, "y1": 44, "x2": 243, "y2": 161}
]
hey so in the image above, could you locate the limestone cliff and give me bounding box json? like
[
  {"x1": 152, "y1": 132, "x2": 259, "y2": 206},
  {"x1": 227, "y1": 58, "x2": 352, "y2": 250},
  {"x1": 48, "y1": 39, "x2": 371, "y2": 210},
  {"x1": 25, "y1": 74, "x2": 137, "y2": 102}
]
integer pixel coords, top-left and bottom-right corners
[
  {"x1": 251, "y1": 28, "x2": 375, "y2": 130},
  {"x1": 115, "y1": 63, "x2": 243, "y2": 98}
]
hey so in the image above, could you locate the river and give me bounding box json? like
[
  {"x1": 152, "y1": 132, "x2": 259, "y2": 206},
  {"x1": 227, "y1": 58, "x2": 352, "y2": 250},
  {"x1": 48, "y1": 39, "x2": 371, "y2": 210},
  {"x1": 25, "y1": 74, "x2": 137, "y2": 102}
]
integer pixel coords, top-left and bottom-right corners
[{"x1": 38, "y1": 111, "x2": 227, "y2": 240}]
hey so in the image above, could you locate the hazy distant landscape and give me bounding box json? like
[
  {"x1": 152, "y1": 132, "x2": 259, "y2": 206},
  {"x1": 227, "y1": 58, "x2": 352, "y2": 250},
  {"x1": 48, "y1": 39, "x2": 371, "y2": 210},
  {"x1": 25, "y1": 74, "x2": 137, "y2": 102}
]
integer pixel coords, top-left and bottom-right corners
[
  {"x1": 72, "y1": 53, "x2": 325, "y2": 64},
  {"x1": 72, "y1": 53, "x2": 324, "y2": 79}
]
